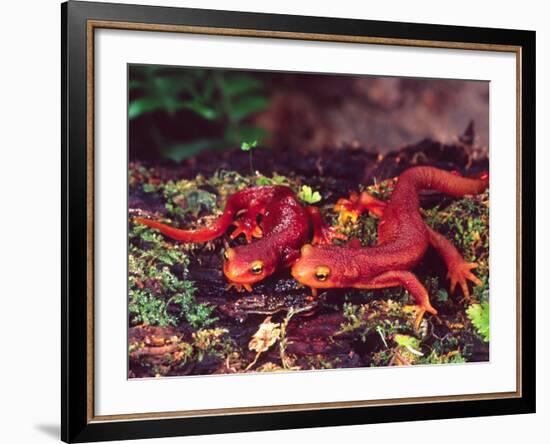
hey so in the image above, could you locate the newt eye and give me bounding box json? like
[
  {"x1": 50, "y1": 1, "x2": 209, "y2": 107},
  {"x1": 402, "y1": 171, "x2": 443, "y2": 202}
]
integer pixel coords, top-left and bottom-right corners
[
  {"x1": 314, "y1": 266, "x2": 330, "y2": 281},
  {"x1": 250, "y1": 261, "x2": 264, "y2": 275}
]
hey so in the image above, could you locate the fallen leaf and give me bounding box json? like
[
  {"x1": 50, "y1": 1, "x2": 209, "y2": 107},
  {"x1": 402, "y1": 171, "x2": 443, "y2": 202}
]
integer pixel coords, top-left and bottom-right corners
[{"x1": 248, "y1": 316, "x2": 281, "y2": 353}]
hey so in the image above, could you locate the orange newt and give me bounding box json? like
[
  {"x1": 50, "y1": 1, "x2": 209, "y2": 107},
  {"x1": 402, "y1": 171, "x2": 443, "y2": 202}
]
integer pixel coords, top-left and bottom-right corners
[
  {"x1": 290, "y1": 166, "x2": 488, "y2": 328},
  {"x1": 135, "y1": 185, "x2": 342, "y2": 291}
]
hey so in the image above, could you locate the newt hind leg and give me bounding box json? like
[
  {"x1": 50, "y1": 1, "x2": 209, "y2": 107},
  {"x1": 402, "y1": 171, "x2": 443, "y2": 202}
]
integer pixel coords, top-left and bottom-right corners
[
  {"x1": 334, "y1": 191, "x2": 387, "y2": 224},
  {"x1": 230, "y1": 205, "x2": 264, "y2": 243},
  {"x1": 427, "y1": 227, "x2": 482, "y2": 301},
  {"x1": 361, "y1": 270, "x2": 437, "y2": 331},
  {"x1": 306, "y1": 206, "x2": 347, "y2": 245}
]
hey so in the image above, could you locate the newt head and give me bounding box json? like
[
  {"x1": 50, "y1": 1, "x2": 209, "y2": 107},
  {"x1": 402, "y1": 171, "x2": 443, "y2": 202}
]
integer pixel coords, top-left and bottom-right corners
[
  {"x1": 222, "y1": 246, "x2": 278, "y2": 288},
  {"x1": 291, "y1": 244, "x2": 360, "y2": 292}
]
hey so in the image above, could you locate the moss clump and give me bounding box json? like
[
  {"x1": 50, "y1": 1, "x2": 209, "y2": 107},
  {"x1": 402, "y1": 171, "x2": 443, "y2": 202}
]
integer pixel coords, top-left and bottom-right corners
[
  {"x1": 128, "y1": 223, "x2": 217, "y2": 329},
  {"x1": 337, "y1": 299, "x2": 416, "y2": 343},
  {"x1": 128, "y1": 326, "x2": 240, "y2": 377}
]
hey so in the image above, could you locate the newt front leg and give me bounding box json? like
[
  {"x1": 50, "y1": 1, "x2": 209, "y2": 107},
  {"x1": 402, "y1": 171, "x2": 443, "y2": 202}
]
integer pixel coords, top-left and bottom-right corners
[
  {"x1": 360, "y1": 270, "x2": 438, "y2": 331},
  {"x1": 306, "y1": 206, "x2": 347, "y2": 245},
  {"x1": 427, "y1": 227, "x2": 482, "y2": 301}
]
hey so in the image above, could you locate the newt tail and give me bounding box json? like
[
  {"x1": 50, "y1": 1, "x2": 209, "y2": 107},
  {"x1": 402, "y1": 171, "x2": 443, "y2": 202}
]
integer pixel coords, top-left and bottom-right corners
[
  {"x1": 134, "y1": 214, "x2": 233, "y2": 243},
  {"x1": 135, "y1": 186, "x2": 293, "y2": 243}
]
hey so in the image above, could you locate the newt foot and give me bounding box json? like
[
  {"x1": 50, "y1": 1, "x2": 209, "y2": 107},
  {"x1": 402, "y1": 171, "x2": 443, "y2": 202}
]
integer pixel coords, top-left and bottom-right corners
[
  {"x1": 411, "y1": 305, "x2": 438, "y2": 332},
  {"x1": 306, "y1": 287, "x2": 319, "y2": 300},
  {"x1": 334, "y1": 191, "x2": 362, "y2": 224},
  {"x1": 448, "y1": 261, "x2": 482, "y2": 302},
  {"x1": 225, "y1": 282, "x2": 254, "y2": 293},
  {"x1": 230, "y1": 219, "x2": 263, "y2": 243},
  {"x1": 334, "y1": 191, "x2": 387, "y2": 225},
  {"x1": 312, "y1": 225, "x2": 347, "y2": 245}
]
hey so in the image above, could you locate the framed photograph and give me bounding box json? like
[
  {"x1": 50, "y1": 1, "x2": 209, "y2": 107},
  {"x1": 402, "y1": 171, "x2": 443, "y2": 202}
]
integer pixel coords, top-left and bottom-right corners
[{"x1": 62, "y1": 1, "x2": 535, "y2": 442}]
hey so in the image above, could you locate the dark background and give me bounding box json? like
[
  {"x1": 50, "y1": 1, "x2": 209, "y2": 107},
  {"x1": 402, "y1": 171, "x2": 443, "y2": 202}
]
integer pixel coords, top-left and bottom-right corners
[{"x1": 129, "y1": 65, "x2": 489, "y2": 163}]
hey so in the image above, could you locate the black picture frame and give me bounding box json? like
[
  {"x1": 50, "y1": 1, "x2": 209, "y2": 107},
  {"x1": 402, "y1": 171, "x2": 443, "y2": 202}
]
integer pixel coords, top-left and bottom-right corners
[{"x1": 62, "y1": 1, "x2": 536, "y2": 442}]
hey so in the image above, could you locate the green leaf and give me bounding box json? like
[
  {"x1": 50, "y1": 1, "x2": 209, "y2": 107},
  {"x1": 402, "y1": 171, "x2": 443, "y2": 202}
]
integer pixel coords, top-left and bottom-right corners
[
  {"x1": 178, "y1": 101, "x2": 218, "y2": 120},
  {"x1": 223, "y1": 74, "x2": 263, "y2": 97},
  {"x1": 240, "y1": 140, "x2": 258, "y2": 152},
  {"x1": 271, "y1": 175, "x2": 289, "y2": 185},
  {"x1": 230, "y1": 95, "x2": 269, "y2": 122},
  {"x1": 255, "y1": 174, "x2": 289, "y2": 186},
  {"x1": 393, "y1": 334, "x2": 420, "y2": 350},
  {"x1": 436, "y1": 288, "x2": 449, "y2": 302},
  {"x1": 142, "y1": 183, "x2": 157, "y2": 193},
  {"x1": 152, "y1": 76, "x2": 194, "y2": 96},
  {"x1": 466, "y1": 302, "x2": 490, "y2": 342},
  {"x1": 201, "y1": 77, "x2": 216, "y2": 101},
  {"x1": 128, "y1": 96, "x2": 162, "y2": 119},
  {"x1": 298, "y1": 185, "x2": 322, "y2": 204},
  {"x1": 224, "y1": 126, "x2": 269, "y2": 145},
  {"x1": 162, "y1": 139, "x2": 225, "y2": 162},
  {"x1": 255, "y1": 176, "x2": 271, "y2": 186}
]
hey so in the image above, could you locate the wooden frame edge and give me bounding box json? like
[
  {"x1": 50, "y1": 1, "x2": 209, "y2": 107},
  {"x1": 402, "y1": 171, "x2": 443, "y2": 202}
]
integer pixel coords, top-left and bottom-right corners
[
  {"x1": 89, "y1": 19, "x2": 521, "y2": 53},
  {"x1": 62, "y1": 3, "x2": 535, "y2": 441},
  {"x1": 85, "y1": 18, "x2": 524, "y2": 424}
]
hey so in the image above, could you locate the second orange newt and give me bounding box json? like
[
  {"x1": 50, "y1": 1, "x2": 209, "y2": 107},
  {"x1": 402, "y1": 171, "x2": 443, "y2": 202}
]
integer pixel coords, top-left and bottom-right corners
[{"x1": 291, "y1": 166, "x2": 489, "y2": 328}]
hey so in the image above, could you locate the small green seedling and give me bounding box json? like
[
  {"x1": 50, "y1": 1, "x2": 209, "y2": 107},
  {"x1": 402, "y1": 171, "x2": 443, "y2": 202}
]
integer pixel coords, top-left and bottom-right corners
[
  {"x1": 240, "y1": 140, "x2": 258, "y2": 152},
  {"x1": 241, "y1": 140, "x2": 259, "y2": 175},
  {"x1": 298, "y1": 185, "x2": 322, "y2": 204}
]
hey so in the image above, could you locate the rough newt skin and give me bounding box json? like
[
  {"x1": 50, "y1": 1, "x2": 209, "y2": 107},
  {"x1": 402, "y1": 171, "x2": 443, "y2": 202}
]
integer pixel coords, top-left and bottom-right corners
[
  {"x1": 135, "y1": 185, "x2": 341, "y2": 290},
  {"x1": 290, "y1": 166, "x2": 488, "y2": 328}
]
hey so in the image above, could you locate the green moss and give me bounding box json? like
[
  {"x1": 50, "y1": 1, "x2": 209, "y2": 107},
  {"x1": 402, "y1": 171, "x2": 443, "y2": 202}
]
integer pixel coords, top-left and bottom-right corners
[
  {"x1": 418, "y1": 349, "x2": 466, "y2": 365},
  {"x1": 192, "y1": 328, "x2": 234, "y2": 362},
  {"x1": 128, "y1": 223, "x2": 217, "y2": 329},
  {"x1": 337, "y1": 299, "x2": 415, "y2": 344},
  {"x1": 128, "y1": 329, "x2": 238, "y2": 375},
  {"x1": 303, "y1": 355, "x2": 342, "y2": 370},
  {"x1": 423, "y1": 191, "x2": 489, "y2": 263},
  {"x1": 334, "y1": 213, "x2": 379, "y2": 247}
]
